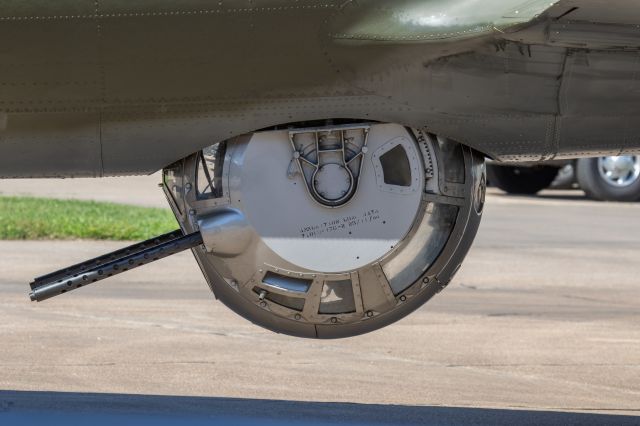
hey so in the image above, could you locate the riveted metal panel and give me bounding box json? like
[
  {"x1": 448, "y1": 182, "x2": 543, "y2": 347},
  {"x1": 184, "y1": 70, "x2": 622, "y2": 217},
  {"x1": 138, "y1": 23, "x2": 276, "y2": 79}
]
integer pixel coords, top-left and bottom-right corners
[
  {"x1": 99, "y1": 2, "x2": 338, "y2": 101},
  {"x1": 2, "y1": 0, "x2": 640, "y2": 176},
  {"x1": 0, "y1": 2, "x2": 101, "y2": 177},
  {"x1": 560, "y1": 51, "x2": 640, "y2": 117},
  {"x1": 0, "y1": 112, "x2": 101, "y2": 177},
  {"x1": 0, "y1": 20, "x2": 100, "y2": 108},
  {"x1": 0, "y1": 0, "x2": 95, "y2": 18}
]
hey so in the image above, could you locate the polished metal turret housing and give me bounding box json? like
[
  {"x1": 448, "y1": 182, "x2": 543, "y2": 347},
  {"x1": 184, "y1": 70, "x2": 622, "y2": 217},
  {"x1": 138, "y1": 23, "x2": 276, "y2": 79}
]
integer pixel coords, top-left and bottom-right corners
[{"x1": 164, "y1": 122, "x2": 485, "y2": 338}]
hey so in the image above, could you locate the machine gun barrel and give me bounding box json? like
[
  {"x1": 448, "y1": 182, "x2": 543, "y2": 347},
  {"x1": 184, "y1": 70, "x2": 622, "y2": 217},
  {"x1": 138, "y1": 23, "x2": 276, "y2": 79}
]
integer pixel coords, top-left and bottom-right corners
[{"x1": 29, "y1": 230, "x2": 203, "y2": 302}]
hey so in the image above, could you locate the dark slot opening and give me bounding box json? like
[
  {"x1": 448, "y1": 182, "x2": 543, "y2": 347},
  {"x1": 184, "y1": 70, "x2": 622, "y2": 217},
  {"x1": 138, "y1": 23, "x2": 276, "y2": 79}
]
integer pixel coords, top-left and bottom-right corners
[{"x1": 380, "y1": 145, "x2": 412, "y2": 187}]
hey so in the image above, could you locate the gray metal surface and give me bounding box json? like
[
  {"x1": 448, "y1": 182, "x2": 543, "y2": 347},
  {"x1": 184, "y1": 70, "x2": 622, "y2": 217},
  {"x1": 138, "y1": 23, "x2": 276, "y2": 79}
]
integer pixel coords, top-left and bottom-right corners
[
  {"x1": 235, "y1": 124, "x2": 424, "y2": 273},
  {"x1": 0, "y1": 1, "x2": 640, "y2": 177},
  {"x1": 289, "y1": 125, "x2": 370, "y2": 208},
  {"x1": 163, "y1": 123, "x2": 485, "y2": 338}
]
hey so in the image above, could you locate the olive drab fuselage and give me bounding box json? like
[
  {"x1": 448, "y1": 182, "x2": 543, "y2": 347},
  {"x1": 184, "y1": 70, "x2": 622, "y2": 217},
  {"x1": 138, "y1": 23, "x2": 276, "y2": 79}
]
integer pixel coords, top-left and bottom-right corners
[{"x1": 0, "y1": 0, "x2": 639, "y2": 178}]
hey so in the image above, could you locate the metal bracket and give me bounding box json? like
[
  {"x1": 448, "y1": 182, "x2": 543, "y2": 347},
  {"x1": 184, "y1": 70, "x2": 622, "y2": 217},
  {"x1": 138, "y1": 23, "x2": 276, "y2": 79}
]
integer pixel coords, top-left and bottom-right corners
[{"x1": 289, "y1": 124, "x2": 370, "y2": 208}]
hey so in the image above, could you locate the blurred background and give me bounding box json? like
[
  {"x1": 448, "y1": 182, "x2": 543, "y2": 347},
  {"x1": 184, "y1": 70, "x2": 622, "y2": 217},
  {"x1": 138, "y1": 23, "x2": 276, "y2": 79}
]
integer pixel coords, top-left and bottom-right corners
[{"x1": 487, "y1": 154, "x2": 640, "y2": 202}]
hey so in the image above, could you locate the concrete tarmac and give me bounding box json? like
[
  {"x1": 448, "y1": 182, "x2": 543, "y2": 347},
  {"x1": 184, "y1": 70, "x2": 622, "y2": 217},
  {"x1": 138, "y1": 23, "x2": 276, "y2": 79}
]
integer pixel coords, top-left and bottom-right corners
[
  {"x1": 0, "y1": 173, "x2": 166, "y2": 208},
  {"x1": 0, "y1": 186, "x2": 639, "y2": 425}
]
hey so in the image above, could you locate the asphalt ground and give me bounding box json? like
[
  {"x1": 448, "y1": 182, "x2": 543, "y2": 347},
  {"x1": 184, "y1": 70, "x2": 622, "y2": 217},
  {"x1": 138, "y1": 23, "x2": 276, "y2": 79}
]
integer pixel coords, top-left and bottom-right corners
[{"x1": 0, "y1": 179, "x2": 638, "y2": 425}]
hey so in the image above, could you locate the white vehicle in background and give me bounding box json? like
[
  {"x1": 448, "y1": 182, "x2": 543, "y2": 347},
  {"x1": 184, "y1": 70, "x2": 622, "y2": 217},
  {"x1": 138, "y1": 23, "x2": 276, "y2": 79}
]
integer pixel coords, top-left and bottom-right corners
[{"x1": 487, "y1": 156, "x2": 640, "y2": 202}]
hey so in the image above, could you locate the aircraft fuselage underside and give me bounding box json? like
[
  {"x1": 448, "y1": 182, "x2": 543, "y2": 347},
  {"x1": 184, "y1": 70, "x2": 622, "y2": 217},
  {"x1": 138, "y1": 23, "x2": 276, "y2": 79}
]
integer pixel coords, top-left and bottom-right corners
[
  {"x1": 0, "y1": 0, "x2": 639, "y2": 178},
  {"x1": 13, "y1": 0, "x2": 640, "y2": 339}
]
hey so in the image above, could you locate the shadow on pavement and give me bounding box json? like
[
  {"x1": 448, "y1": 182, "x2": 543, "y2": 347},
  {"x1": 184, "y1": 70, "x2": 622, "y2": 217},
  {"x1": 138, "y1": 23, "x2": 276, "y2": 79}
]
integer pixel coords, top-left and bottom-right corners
[{"x1": 0, "y1": 391, "x2": 637, "y2": 426}]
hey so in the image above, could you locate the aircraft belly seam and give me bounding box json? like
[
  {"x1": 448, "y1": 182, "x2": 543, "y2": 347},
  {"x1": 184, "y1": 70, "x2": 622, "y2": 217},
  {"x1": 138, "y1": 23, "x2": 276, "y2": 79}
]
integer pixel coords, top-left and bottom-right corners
[{"x1": 0, "y1": 5, "x2": 338, "y2": 22}]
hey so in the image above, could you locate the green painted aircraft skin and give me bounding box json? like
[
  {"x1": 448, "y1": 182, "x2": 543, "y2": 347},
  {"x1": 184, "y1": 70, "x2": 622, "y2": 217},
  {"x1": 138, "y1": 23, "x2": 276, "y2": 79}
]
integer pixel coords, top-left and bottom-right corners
[{"x1": 0, "y1": 0, "x2": 638, "y2": 178}]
